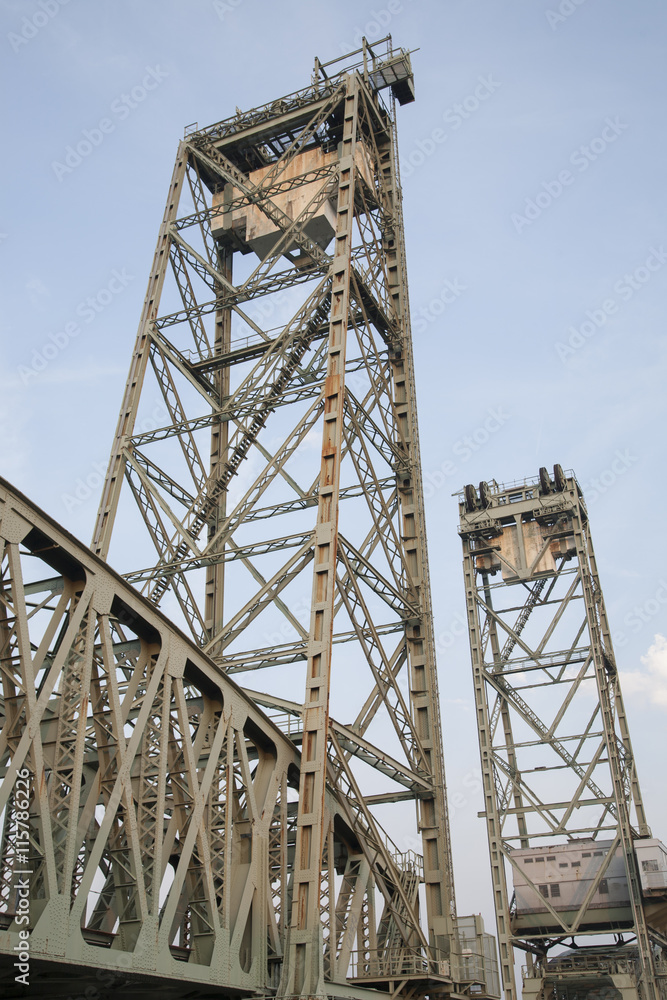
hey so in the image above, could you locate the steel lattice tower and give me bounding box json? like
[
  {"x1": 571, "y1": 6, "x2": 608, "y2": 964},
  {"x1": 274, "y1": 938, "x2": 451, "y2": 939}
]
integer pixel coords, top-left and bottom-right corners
[
  {"x1": 459, "y1": 468, "x2": 667, "y2": 1000},
  {"x1": 83, "y1": 39, "x2": 497, "y2": 1000}
]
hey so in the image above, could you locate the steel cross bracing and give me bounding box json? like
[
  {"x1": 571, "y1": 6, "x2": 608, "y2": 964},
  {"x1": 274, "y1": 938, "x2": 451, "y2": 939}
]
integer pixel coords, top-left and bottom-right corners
[
  {"x1": 0, "y1": 478, "x2": 444, "y2": 997},
  {"x1": 458, "y1": 470, "x2": 664, "y2": 1000},
  {"x1": 0, "y1": 477, "x2": 307, "y2": 995},
  {"x1": 73, "y1": 39, "x2": 471, "y2": 1000}
]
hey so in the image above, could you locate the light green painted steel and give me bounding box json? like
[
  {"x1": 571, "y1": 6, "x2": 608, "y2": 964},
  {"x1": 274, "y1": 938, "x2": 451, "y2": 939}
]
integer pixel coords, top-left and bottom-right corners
[
  {"x1": 87, "y1": 40, "x2": 461, "y2": 998},
  {"x1": 0, "y1": 39, "x2": 500, "y2": 1000},
  {"x1": 459, "y1": 470, "x2": 665, "y2": 1000}
]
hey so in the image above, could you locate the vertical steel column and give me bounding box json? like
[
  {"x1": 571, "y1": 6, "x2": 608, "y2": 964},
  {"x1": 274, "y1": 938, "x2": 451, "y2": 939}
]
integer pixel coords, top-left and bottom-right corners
[
  {"x1": 463, "y1": 548, "x2": 518, "y2": 1000},
  {"x1": 381, "y1": 110, "x2": 459, "y2": 965},
  {"x1": 482, "y1": 574, "x2": 529, "y2": 849},
  {"x1": 205, "y1": 246, "x2": 233, "y2": 638},
  {"x1": 281, "y1": 76, "x2": 359, "y2": 1000},
  {"x1": 576, "y1": 515, "x2": 657, "y2": 1000}
]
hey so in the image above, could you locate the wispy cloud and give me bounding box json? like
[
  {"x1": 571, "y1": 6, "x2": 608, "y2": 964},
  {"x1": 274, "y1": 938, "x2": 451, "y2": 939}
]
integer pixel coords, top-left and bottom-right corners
[{"x1": 621, "y1": 634, "x2": 667, "y2": 709}]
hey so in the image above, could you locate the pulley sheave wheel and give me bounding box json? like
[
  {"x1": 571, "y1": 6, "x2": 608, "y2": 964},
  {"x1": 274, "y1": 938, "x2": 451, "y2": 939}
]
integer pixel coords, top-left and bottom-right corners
[
  {"x1": 553, "y1": 463, "x2": 566, "y2": 492},
  {"x1": 539, "y1": 466, "x2": 552, "y2": 495}
]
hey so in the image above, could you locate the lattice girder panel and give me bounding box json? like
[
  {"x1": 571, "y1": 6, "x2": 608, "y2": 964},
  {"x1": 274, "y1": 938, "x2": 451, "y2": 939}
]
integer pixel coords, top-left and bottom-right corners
[
  {"x1": 0, "y1": 478, "x2": 439, "y2": 996},
  {"x1": 0, "y1": 477, "x2": 306, "y2": 991}
]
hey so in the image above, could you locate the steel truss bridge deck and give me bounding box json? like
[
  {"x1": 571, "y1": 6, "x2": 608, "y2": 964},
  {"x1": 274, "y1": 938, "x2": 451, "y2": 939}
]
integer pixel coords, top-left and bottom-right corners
[{"x1": 0, "y1": 477, "x2": 452, "y2": 999}]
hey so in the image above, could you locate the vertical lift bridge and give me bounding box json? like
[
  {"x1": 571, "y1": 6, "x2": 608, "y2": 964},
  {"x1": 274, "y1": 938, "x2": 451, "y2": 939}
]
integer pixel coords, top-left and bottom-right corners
[{"x1": 1, "y1": 40, "x2": 498, "y2": 1000}]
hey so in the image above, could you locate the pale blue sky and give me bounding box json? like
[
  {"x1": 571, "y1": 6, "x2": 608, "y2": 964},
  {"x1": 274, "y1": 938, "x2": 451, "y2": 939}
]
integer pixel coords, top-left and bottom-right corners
[{"x1": 1, "y1": 0, "x2": 666, "y2": 929}]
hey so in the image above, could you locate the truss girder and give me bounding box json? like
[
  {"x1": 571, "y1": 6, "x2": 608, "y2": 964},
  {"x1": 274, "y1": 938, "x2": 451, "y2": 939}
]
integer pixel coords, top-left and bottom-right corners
[
  {"x1": 0, "y1": 478, "x2": 301, "y2": 989},
  {"x1": 0, "y1": 478, "x2": 438, "y2": 996},
  {"x1": 239, "y1": 688, "x2": 432, "y2": 794}
]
